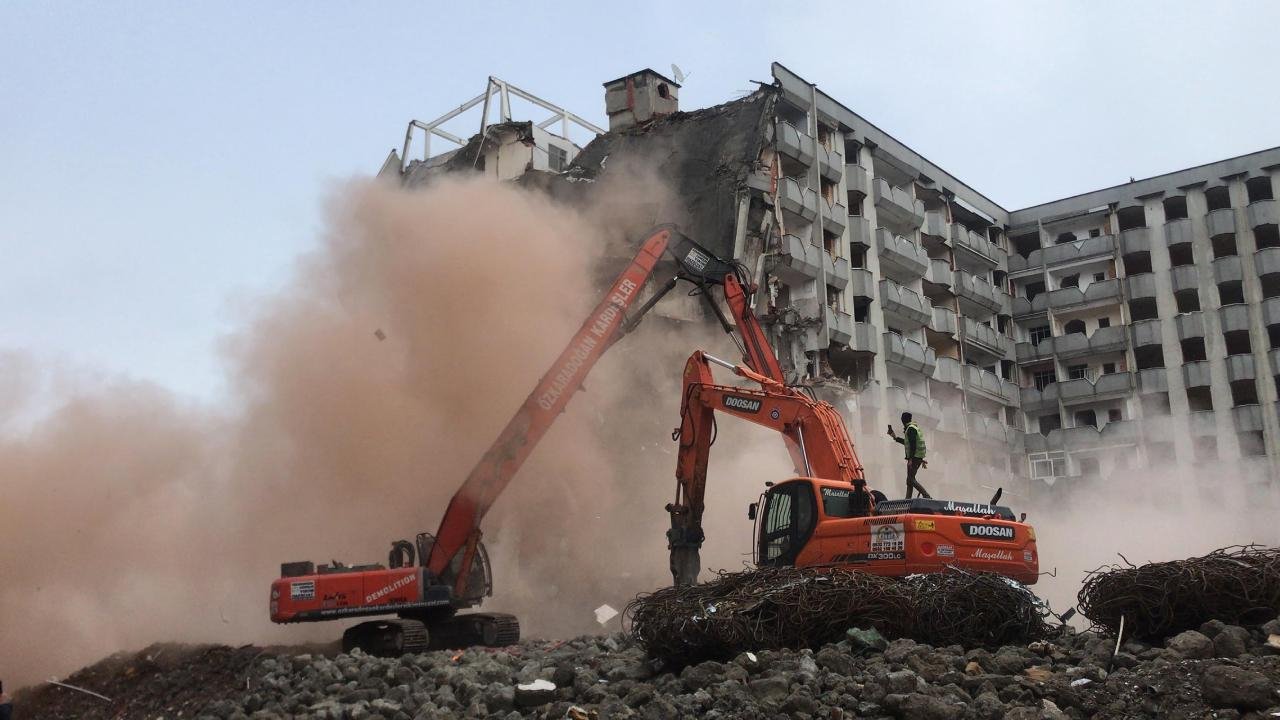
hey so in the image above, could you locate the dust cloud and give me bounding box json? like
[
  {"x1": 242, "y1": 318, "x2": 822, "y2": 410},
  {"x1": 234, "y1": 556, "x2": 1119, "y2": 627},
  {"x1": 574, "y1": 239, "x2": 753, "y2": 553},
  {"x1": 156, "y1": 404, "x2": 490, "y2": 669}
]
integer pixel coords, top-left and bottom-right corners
[{"x1": 0, "y1": 175, "x2": 777, "y2": 688}]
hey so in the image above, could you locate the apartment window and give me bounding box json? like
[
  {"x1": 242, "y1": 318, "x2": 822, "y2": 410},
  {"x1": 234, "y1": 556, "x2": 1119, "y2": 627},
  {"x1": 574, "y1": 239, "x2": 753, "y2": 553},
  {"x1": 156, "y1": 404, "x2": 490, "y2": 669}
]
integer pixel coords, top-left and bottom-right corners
[
  {"x1": 1103, "y1": 362, "x2": 1116, "y2": 374},
  {"x1": 844, "y1": 138, "x2": 861, "y2": 164},
  {"x1": 1247, "y1": 177, "x2": 1275, "y2": 203},
  {"x1": 1212, "y1": 235, "x2": 1238, "y2": 258},
  {"x1": 1038, "y1": 414, "x2": 1061, "y2": 435},
  {"x1": 1187, "y1": 386, "x2": 1214, "y2": 412},
  {"x1": 1169, "y1": 244, "x2": 1195, "y2": 267},
  {"x1": 1219, "y1": 281, "x2": 1245, "y2": 305},
  {"x1": 1012, "y1": 232, "x2": 1040, "y2": 258},
  {"x1": 1026, "y1": 281, "x2": 1046, "y2": 300},
  {"x1": 1030, "y1": 451, "x2": 1066, "y2": 479},
  {"x1": 1124, "y1": 253, "x2": 1152, "y2": 274},
  {"x1": 1206, "y1": 186, "x2": 1231, "y2": 212},
  {"x1": 1117, "y1": 206, "x2": 1146, "y2": 231},
  {"x1": 1257, "y1": 226, "x2": 1280, "y2": 250},
  {"x1": 1094, "y1": 272, "x2": 1106, "y2": 282},
  {"x1": 1030, "y1": 325, "x2": 1052, "y2": 345},
  {"x1": 1074, "y1": 410, "x2": 1098, "y2": 428},
  {"x1": 1141, "y1": 392, "x2": 1171, "y2": 416},
  {"x1": 1241, "y1": 431, "x2": 1267, "y2": 456},
  {"x1": 1089, "y1": 228, "x2": 1101, "y2": 238},
  {"x1": 1164, "y1": 196, "x2": 1188, "y2": 221},
  {"x1": 547, "y1": 145, "x2": 568, "y2": 172},
  {"x1": 1068, "y1": 364, "x2": 1089, "y2": 380},
  {"x1": 1225, "y1": 330, "x2": 1252, "y2": 356},
  {"x1": 1270, "y1": 324, "x2": 1280, "y2": 350},
  {"x1": 1175, "y1": 290, "x2": 1201, "y2": 313},
  {"x1": 1061, "y1": 274, "x2": 1079, "y2": 289},
  {"x1": 1033, "y1": 369, "x2": 1057, "y2": 391},
  {"x1": 1108, "y1": 409, "x2": 1123, "y2": 422},
  {"x1": 1130, "y1": 299, "x2": 1159, "y2": 321},
  {"x1": 1181, "y1": 338, "x2": 1207, "y2": 362},
  {"x1": 1135, "y1": 346, "x2": 1165, "y2": 370},
  {"x1": 1098, "y1": 317, "x2": 1111, "y2": 328},
  {"x1": 1055, "y1": 232, "x2": 1077, "y2": 244},
  {"x1": 1064, "y1": 319, "x2": 1086, "y2": 335},
  {"x1": 1231, "y1": 380, "x2": 1259, "y2": 406}
]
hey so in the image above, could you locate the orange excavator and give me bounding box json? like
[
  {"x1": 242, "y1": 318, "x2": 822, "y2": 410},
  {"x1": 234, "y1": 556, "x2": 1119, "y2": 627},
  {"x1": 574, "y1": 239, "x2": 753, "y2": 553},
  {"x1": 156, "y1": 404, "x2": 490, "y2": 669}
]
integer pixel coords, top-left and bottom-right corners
[
  {"x1": 268, "y1": 226, "x2": 764, "y2": 655},
  {"x1": 666, "y1": 271, "x2": 1039, "y2": 587}
]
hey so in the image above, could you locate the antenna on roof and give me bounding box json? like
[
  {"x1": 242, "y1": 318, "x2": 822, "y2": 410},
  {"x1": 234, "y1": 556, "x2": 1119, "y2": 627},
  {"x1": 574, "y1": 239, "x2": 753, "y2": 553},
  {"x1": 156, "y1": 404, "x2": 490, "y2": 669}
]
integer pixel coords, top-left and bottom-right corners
[{"x1": 671, "y1": 64, "x2": 691, "y2": 85}]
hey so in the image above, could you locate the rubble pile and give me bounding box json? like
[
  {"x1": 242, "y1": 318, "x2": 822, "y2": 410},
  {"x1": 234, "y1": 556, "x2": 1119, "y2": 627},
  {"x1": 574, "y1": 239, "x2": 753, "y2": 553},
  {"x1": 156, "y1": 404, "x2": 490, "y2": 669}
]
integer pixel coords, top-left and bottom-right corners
[
  {"x1": 18, "y1": 622, "x2": 1280, "y2": 719},
  {"x1": 626, "y1": 566, "x2": 1049, "y2": 663},
  {"x1": 1079, "y1": 545, "x2": 1280, "y2": 639}
]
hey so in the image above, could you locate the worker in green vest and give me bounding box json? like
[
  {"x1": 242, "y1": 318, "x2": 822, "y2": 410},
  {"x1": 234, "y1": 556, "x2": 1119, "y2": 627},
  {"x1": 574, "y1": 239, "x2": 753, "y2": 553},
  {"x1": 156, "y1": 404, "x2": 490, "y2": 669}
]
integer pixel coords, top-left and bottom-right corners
[{"x1": 887, "y1": 412, "x2": 932, "y2": 499}]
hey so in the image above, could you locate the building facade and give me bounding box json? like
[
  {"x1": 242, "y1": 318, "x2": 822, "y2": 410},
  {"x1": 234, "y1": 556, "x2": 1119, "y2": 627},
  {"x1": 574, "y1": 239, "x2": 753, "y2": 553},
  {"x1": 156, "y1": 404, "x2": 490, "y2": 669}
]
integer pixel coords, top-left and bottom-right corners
[{"x1": 387, "y1": 63, "x2": 1280, "y2": 506}]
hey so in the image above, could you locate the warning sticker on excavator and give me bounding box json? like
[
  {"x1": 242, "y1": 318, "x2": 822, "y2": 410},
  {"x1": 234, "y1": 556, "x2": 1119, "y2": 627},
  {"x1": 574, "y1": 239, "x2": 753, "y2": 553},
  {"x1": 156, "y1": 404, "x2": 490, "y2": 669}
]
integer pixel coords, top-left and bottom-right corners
[
  {"x1": 290, "y1": 581, "x2": 315, "y2": 601},
  {"x1": 914, "y1": 519, "x2": 936, "y2": 531},
  {"x1": 870, "y1": 523, "x2": 904, "y2": 553}
]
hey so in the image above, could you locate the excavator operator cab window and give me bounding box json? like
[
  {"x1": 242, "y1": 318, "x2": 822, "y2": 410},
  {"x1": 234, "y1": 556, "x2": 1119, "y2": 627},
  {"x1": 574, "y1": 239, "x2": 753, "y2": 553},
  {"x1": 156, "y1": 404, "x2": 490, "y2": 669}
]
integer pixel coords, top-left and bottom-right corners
[
  {"x1": 819, "y1": 485, "x2": 871, "y2": 518},
  {"x1": 758, "y1": 480, "x2": 817, "y2": 567}
]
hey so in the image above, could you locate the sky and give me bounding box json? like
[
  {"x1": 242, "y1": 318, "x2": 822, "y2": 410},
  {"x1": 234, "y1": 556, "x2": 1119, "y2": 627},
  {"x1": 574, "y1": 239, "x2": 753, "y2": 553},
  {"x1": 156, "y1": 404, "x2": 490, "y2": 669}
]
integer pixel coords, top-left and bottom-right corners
[{"x1": 2, "y1": 1, "x2": 1278, "y2": 402}]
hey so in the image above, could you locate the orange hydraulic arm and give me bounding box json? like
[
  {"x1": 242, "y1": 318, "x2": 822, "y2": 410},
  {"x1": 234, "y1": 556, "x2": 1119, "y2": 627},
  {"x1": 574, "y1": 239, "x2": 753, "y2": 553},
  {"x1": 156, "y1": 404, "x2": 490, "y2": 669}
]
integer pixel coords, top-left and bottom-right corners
[
  {"x1": 666, "y1": 350, "x2": 868, "y2": 586},
  {"x1": 426, "y1": 227, "x2": 675, "y2": 597}
]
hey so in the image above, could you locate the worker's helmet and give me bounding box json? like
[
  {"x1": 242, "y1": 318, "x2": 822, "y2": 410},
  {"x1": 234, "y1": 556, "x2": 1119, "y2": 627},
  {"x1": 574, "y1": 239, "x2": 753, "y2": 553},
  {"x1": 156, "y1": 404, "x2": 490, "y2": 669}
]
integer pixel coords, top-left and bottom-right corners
[{"x1": 901, "y1": 412, "x2": 912, "y2": 424}]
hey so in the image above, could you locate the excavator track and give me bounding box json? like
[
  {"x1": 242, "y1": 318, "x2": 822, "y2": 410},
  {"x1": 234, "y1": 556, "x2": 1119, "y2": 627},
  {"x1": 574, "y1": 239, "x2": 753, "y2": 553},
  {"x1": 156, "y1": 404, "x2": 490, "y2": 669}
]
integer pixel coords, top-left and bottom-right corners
[
  {"x1": 428, "y1": 612, "x2": 520, "y2": 649},
  {"x1": 342, "y1": 619, "x2": 430, "y2": 657}
]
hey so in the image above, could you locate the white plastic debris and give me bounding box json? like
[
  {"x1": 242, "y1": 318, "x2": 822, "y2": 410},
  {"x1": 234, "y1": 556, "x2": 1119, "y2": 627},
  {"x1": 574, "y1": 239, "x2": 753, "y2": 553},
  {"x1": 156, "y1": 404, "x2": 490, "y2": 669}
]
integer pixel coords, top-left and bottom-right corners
[
  {"x1": 518, "y1": 679, "x2": 556, "y2": 692},
  {"x1": 594, "y1": 604, "x2": 619, "y2": 625},
  {"x1": 745, "y1": 652, "x2": 758, "y2": 663},
  {"x1": 1070, "y1": 678, "x2": 1092, "y2": 688}
]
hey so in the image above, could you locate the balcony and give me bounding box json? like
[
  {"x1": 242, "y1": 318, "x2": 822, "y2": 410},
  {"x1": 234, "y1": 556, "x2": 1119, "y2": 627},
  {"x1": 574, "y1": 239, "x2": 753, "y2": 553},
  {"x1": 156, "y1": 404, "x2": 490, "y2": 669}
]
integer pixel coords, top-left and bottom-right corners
[
  {"x1": 1213, "y1": 255, "x2": 1242, "y2": 285},
  {"x1": 883, "y1": 331, "x2": 938, "y2": 376},
  {"x1": 962, "y1": 317, "x2": 1010, "y2": 357},
  {"x1": 1119, "y1": 227, "x2": 1152, "y2": 255},
  {"x1": 1176, "y1": 311, "x2": 1204, "y2": 340},
  {"x1": 1164, "y1": 217, "x2": 1193, "y2": 247},
  {"x1": 773, "y1": 234, "x2": 821, "y2": 284},
  {"x1": 817, "y1": 144, "x2": 843, "y2": 184},
  {"x1": 929, "y1": 307, "x2": 957, "y2": 336},
  {"x1": 923, "y1": 211, "x2": 948, "y2": 240},
  {"x1": 848, "y1": 216, "x2": 872, "y2": 250},
  {"x1": 1257, "y1": 247, "x2": 1280, "y2": 276},
  {"x1": 1170, "y1": 265, "x2": 1200, "y2": 294},
  {"x1": 845, "y1": 164, "x2": 870, "y2": 197},
  {"x1": 821, "y1": 199, "x2": 848, "y2": 236},
  {"x1": 965, "y1": 365, "x2": 1017, "y2": 405},
  {"x1": 885, "y1": 386, "x2": 943, "y2": 429},
  {"x1": 951, "y1": 224, "x2": 1006, "y2": 268},
  {"x1": 1206, "y1": 207, "x2": 1236, "y2": 239},
  {"x1": 1137, "y1": 367, "x2": 1168, "y2": 394},
  {"x1": 926, "y1": 258, "x2": 953, "y2": 288},
  {"x1": 1020, "y1": 383, "x2": 1060, "y2": 412},
  {"x1": 1233, "y1": 405, "x2": 1264, "y2": 433},
  {"x1": 873, "y1": 177, "x2": 925, "y2": 230},
  {"x1": 1188, "y1": 411, "x2": 1218, "y2": 436},
  {"x1": 827, "y1": 254, "x2": 851, "y2": 289},
  {"x1": 1012, "y1": 292, "x2": 1050, "y2": 317},
  {"x1": 827, "y1": 306, "x2": 855, "y2": 346},
  {"x1": 847, "y1": 322, "x2": 877, "y2": 354},
  {"x1": 875, "y1": 228, "x2": 930, "y2": 281},
  {"x1": 1089, "y1": 325, "x2": 1127, "y2": 354},
  {"x1": 1007, "y1": 252, "x2": 1032, "y2": 273},
  {"x1": 1015, "y1": 337, "x2": 1052, "y2": 363},
  {"x1": 847, "y1": 268, "x2": 875, "y2": 300},
  {"x1": 1183, "y1": 360, "x2": 1212, "y2": 389},
  {"x1": 776, "y1": 122, "x2": 814, "y2": 167},
  {"x1": 1142, "y1": 414, "x2": 1174, "y2": 440},
  {"x1": 1125, "y1": 273, "x2": 1157, "y2": 302},
  {"x1": 1219, "y1": 304, "x2": 1250, "y2": 334},
  {"x1": 954, "y1": 270, "x2": 1003, "y2": 315},
  {"x1": 1061, "y1": 420, "x2": 1139, "y2": 450},
  {"x1": 1037, "y1": 234, "x2": 1115, "y2": 267},
  {"x1": 1226, "y1": 354, "x2": 1256, "y2": 382},
  {"x1": 1048, "y1": 278, "x2": 1120, "y2": 310},
  {"x1": 879, "y1": 279, "x2": 932, "y2": 328},
  {"x1": 1130, "y1": 319, "x2": 1162, "y2": 348},
  {"x1": 1262, "y1": 297, "x2": 1280, "y2": 327},
  {"x1": 779, "y1": 178, "x2": 818, "y2": 222},
  {"x1": 1059, "y1": 372, "x2": 1132, "y2": 405},
  {"x1": 966, "y1": 414, "x2": 1009, "y2": 447},
  {"x1": 1248, "y1": 199, "x2": 1278, "y2": 229},
  {"x1": 932, "y1": 356, "x2": 962, "y2": 387}
]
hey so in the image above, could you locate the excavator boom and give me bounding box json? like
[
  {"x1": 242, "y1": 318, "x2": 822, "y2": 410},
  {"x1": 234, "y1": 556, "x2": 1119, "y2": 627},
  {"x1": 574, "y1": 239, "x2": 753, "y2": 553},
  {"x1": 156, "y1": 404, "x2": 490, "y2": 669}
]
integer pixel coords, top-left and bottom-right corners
[{"x1": 426, "y1": 226, "x2": 674, "y2": 590}]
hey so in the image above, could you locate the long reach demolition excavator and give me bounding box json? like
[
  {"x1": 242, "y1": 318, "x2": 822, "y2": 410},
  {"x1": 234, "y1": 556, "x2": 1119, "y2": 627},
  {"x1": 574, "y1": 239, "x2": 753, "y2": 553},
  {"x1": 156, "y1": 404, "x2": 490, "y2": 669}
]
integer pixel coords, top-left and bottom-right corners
[
  {"x1": 269, "y1": 225, "x2": 762, "y2": 655},
  {"x1": 664, "y1": 264, "x2": 1039, "y2": 587}
]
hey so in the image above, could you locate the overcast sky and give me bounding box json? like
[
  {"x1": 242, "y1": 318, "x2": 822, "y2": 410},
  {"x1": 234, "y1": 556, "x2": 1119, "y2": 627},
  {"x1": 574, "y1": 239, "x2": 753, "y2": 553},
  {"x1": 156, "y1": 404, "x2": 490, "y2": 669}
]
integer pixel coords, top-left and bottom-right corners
[{"x1": 3, "y1": 1, "x2": 1278, "y2": 402}]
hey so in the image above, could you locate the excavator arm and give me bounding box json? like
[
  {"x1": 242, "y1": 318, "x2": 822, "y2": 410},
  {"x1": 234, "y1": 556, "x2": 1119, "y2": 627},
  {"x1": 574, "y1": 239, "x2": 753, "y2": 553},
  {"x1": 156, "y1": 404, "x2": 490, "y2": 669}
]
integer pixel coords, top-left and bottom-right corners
[
  {"x1": 426, "y1": 226, "x2": 676, "y2": 597},
  {"x1": 667, "y1": 350, "x2": 868, "y2": 586}
]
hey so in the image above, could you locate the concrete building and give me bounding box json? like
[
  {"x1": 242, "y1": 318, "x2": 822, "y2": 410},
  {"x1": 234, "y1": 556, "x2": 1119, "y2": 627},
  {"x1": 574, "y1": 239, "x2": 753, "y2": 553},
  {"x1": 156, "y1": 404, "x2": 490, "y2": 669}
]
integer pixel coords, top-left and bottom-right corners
[{"x1": 383, "y1": 63, "x2": 1280, "y2": 506}]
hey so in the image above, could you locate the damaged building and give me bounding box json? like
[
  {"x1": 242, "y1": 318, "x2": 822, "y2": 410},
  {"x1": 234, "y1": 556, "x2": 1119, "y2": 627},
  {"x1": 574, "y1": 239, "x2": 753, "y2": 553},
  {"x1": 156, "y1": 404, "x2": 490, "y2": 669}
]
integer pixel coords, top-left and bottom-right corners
[{"x1": 380, "y1": 63, "x2": 1280, "y2": 507}]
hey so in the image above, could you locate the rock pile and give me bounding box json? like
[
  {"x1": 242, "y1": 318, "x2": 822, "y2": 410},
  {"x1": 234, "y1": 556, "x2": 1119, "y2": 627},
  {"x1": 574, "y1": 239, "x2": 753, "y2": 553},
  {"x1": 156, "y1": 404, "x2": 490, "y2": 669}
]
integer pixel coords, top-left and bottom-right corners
[{"x1": 16, "y1": 620, "x2": 1280, "y2": 719}]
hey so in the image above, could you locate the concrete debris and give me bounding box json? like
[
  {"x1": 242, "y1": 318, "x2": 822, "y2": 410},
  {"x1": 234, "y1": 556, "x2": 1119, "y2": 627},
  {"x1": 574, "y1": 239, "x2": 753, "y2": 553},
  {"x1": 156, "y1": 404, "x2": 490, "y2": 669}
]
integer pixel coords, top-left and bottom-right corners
[{"x1": 18, "y1": 622, "x2": 1280, "y2": 718}]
